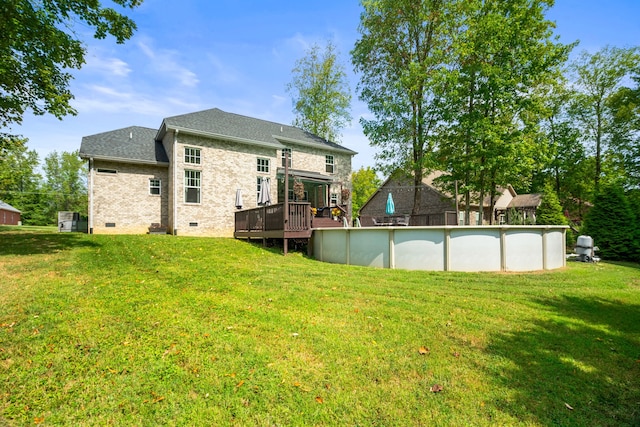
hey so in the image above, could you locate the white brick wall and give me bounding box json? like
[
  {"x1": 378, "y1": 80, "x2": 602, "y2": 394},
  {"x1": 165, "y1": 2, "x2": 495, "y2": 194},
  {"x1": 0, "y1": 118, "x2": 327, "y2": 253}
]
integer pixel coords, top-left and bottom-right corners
[
  {"x1": 90, "y1": 132, "x2": 353, "y2": 236},
  {"x1": 90, "y1": 160, "x2": 168, "y2": 234}
]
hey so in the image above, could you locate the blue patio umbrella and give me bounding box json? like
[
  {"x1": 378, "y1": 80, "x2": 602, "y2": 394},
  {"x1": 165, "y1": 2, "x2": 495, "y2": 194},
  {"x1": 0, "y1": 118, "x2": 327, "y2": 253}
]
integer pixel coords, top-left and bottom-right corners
[{"x1": 385, "y1": 192, "x2": 395, "y2": 216}]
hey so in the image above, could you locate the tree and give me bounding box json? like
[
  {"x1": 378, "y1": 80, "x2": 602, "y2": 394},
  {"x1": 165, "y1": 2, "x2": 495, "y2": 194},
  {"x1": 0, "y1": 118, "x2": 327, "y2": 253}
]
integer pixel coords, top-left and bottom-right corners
[
  {"x1": 352, "y1": 0, "x2": 455, "y2": 218},
  {"x1": 351, "y1": 167, "x2": 381, "y2": 218},
  {"x1": 0, "y1": 0, "x2": 142, "y2": 128},
  {"x1": 608, "y1": 70, "x2": 640, "y2": 189},
  {"x1": 536, "y1": 184, "x2": 567, "y2": 225},
  {"x1": 0, "y1": 135, "x2": 45, "y2": 224},
  {"x1": 533, "y1": 82, "x2": 593, "y2": 223},
  {"x1": 568, "y1": 46, "x2": 640, "y2": 191},
  {"x1": 437, "y1": 0, "x2": 570, "y2": 224},
  {"x1": 582, "y1": 184, "x2": 636, "y2": 261},
  {"x1": 286, "y1": 41, "x2": 352, "y2": 143},
  {"x1": 42, "y1": 150, "x2": 88, "y2": 222}
]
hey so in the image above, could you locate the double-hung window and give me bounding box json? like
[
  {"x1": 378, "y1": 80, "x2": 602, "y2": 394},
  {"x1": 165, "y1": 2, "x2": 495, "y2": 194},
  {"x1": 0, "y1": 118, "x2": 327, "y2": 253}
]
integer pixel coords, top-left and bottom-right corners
[
  {"x1": 185, "y1": 170, "x2": 201, "y2": 203},
  {"x1": 281, "y1": 148, "x2": 292, "y2": 167},
  {"x1": 325, "y1": 155, "x2": 334, "y2": 173},
  {"x1": 185, "y1": 147, "x2": 201, "y2": 165},
  {"x1": 257, "y1": 158, "x2": 270, "y2": 173},
  {"x1": 149, "y1": 178, "x2": 161, "y2": 195}
]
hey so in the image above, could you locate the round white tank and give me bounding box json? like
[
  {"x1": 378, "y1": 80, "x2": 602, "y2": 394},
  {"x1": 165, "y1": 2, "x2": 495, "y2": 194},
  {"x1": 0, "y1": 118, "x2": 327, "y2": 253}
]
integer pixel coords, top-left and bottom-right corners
[{"x1": 576, "y1": 235, "x2": 593, "y2": 256}]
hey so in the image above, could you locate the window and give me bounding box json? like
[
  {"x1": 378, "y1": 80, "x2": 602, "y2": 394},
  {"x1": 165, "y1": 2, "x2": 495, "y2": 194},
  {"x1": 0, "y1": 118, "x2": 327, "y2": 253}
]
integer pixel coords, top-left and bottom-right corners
[
  {"x1": 149, "y1": 178, "x2": 161, "y2": 195},
  {"x1": 97, "y1": 168, "x2": 117, "y2": 174},
  {"x1": 458, "y1": 211, "x2": 465, "y2": 226},
  {"x1": 184, "y1": 147, "x2": 201, "y2": 165},
  {"x1": 185, "y1": 170, "x2": 201, "y2": 203},
  {"x1": 281, "y1": 148, "x2": 292, "y2": 167},
  {"x1": 330, "y1": 192, "x2": 338, "y2": 206},
  {"x1": 325, "y1": 155, "x2": 334, "y2": 173},
  {"x1": 257, "y1": 158, "x2": 270, "y2": 173}
]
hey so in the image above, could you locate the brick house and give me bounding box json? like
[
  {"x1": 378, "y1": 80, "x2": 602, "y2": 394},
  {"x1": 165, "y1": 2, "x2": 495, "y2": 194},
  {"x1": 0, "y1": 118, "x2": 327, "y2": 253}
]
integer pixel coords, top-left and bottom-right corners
[
  {"x1": 358, "y1": 171, "x2": 542, "y2": 226},
  {"x1": 0, "y1": 200, "x2": 21, "y2": 225},
  {"x1": 79, "y1": 108, "x2": 356, "y2": 236}
]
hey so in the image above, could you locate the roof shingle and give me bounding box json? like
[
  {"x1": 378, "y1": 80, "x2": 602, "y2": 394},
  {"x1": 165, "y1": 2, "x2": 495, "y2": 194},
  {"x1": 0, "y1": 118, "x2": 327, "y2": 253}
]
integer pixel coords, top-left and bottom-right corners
[
  {"x1": 80, "y1": 126, "x2": 169, "y2": 164},
  {"x1": 160, "y1": 108, "x2": 356, "y2": 154}
]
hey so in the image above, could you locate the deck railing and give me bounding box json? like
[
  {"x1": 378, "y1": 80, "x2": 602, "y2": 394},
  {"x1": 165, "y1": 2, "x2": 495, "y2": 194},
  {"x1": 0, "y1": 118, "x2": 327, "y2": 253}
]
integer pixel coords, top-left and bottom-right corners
[{"x1": 234, "y1": 202, "x2": 311, "y2": 233}]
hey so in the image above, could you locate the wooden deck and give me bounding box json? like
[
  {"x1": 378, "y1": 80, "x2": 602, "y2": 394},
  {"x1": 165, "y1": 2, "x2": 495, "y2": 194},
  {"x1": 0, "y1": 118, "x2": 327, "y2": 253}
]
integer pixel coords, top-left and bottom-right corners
[
  {"x1": 234, "y1": 203, "x2": 345, "y2": 253},
  {"x1": 234, "y1": 202, "x2": 313, "y2": 240}
]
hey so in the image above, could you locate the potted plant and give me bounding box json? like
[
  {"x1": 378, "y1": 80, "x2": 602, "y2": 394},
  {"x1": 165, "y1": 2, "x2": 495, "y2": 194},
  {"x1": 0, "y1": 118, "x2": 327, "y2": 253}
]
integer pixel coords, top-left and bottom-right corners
[{"x1": 331, "y1": 207, "x2": 341, "y2": 220}]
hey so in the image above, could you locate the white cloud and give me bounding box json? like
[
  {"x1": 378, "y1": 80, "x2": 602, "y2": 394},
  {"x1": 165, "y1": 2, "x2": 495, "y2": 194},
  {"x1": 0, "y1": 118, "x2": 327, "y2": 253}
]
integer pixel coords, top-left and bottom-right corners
[
  {"x1": 206, "y1": 53, "x2": 240, "y2": 84},
  {"x1": 84, "y1": 55, "x2": 131, "y2": 77},
  {"x1": 72, "y1": 84, "x2": 198, "y2": 118},
  {"x1": 137, "y1": 38, "x2": 200, "y2": 88},
  {"x1": 285, "y1": 32, "x2": 314, "y2": 52},
  {"x1": 271, "y1": 94, "x2": 287, "y2": 108}
]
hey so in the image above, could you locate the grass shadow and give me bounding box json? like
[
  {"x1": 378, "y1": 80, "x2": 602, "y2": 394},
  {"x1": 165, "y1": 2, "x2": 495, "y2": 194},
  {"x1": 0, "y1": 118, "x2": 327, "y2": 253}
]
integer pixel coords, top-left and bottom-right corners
[
  {"x1": 0, "y1": 231, "x2": 100, "y2": 256},
  {"x1": 484, "y1": 295, "x2": 640, "y2": 426}
]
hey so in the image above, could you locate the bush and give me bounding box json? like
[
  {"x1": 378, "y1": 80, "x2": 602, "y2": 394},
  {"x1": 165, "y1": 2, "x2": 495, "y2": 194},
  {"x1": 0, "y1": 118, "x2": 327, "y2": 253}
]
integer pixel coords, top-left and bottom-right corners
[
  {"x1": 582, "y1": 184, "x2": 636, "y2": 261},
  {"x1": 536, "y1": 184, "x2": 568, "y2": 225}
]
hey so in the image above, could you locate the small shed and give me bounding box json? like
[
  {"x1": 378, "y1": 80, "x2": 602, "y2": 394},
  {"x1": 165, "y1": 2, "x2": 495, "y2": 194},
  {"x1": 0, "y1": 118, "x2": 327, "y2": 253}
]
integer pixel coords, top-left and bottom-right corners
[{"x1": 0, "y1": 200, "x2": 21, "y2": 225}]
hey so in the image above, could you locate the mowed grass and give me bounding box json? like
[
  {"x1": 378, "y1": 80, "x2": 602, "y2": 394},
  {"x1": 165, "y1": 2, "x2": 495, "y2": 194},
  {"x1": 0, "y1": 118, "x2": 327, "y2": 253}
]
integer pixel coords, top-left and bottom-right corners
[{"x1": 0, "y1": 227, "x2": 639, "y2": 426}]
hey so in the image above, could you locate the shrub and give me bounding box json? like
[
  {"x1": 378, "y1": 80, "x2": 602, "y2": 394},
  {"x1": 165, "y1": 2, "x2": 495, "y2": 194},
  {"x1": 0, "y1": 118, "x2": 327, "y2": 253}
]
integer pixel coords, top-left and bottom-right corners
[
  {"x1": 582, "y1": 184, "x2": 636, "y2": 261},
  {"x1": 536, "y1": 184, "x2": 568, "y2": 225}
]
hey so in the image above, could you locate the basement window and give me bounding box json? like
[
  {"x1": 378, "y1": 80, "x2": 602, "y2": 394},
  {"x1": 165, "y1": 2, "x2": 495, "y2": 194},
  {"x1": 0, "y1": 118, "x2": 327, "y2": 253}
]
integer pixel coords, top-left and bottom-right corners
[
  {"x1": 189, "y1": 222, "x2": 198, "y2": 227},
  {"x1": 105, "y1": 223, "x2": 116, "y2": 227}
]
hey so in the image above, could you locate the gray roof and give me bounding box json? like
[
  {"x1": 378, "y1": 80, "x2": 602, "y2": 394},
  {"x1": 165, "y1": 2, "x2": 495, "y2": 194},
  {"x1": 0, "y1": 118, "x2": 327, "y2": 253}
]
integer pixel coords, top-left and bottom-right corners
[
  {"x1": 158, "y1": 108, "x2": 357, "y2": 154},
  {"x1": 79, "y1": 126, "x2": 169, "y2": 165},
  {"x1": 0, "y1": 200, "x2": 21, "y2": 213},
  {"x1": 508, "y1": 193, "x2": 543, "y2": 209}
]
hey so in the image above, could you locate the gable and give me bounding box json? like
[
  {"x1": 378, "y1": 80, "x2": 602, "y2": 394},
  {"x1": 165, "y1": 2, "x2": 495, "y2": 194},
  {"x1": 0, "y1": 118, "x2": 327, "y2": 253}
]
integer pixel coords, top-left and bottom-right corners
[{"x1": 0, "y1": 200, "x2": 21, "y2": 213}]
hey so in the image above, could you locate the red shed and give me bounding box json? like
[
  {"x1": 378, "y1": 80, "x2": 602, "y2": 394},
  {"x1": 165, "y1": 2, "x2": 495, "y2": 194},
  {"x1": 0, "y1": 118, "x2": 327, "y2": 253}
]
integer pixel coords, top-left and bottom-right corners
[{"x1": 0, "y1": 200, "x2": 21, "y2": 225}]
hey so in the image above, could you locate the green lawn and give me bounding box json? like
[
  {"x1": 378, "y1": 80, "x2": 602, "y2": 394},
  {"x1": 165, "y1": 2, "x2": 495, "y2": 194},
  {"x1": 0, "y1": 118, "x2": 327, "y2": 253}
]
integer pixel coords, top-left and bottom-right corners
[{"x1": 1, "y1": 227, "x2": 639, "y2": 426}]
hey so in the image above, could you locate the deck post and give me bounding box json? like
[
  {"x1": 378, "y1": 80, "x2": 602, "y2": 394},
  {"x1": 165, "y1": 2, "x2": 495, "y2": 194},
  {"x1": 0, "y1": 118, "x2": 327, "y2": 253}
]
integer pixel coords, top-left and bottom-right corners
[{"x1": 283, "y1": 150, "x2": 289, "y2": 255}]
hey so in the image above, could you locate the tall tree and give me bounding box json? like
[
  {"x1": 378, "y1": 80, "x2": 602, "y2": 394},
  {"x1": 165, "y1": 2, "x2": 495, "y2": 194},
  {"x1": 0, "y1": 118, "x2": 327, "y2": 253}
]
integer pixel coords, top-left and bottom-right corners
[
  {"x1": 42, "y1": 150, "x2": 88, "y2": 222},
  {"x1": 0, "y1": 135, "x2": 44, "y2": 224},
  {"x1": 608, "y1": 70, "x2": 640, "y2": 189},
  {"x1": 352, "y1": 0, "x2": 456, "y2": 218},
  {"x1": 0, "y1": 0, "x2": 142, "y2": 128},
  {"x1": 438, "y1": 0, "x2": 570, "y2": 224},
  {"x1": 568, "y1": 46, "x2": 640, "y2": 190},
  {"x1": 351, "y1": 166, "x2": 381, "y2": 218},
  {"x1": 534, "y1": 81, "x2": 592, "y2": 222},
  {"x1": 286, "y1": 41, "x2": 352, "y2": 142}
]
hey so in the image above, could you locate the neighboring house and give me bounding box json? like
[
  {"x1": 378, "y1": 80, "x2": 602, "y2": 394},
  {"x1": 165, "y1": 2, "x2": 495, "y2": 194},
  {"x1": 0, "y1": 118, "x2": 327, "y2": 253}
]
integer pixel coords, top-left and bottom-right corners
[
  {"x1": 359, "y1": 171, "x2": 542, "y2": 226},
  {"x1": 79, "y1": 108, "x2": 356, "y2": 236},
  {"x1": 0, "y1": 200, "x2": 21, "y2": 225}
]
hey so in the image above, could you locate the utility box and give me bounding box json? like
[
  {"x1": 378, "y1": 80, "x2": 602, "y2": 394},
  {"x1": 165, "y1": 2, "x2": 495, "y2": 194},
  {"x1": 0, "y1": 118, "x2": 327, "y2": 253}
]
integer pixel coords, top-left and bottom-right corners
[{"x1": 58, "y1": 212, "x2": 80, "y2": 232}]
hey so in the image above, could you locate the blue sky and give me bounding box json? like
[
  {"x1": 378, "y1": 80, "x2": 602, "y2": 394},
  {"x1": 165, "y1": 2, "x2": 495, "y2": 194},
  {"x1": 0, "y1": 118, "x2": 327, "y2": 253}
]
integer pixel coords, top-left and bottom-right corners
[{"x1": 9, "y1": 0, "x2": 640, "y2": 172}]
